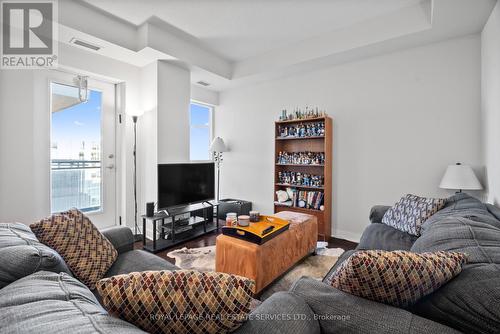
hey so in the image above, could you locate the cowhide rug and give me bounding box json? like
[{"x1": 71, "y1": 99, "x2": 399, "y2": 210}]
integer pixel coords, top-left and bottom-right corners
[{"x1": 167, "y1": 245, "x2": 344, "y2": 301}]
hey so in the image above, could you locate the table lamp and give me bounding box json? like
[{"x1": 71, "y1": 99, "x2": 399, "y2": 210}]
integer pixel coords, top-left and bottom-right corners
[{"x1": 439, "y1": 163, "x2": 483, "y2": 193}]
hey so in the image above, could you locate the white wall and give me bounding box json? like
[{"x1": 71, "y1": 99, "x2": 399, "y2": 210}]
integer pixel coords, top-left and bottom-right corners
[
  {"x1": 157, "y1": 61, "x2": 191, "y2": 163},
  {"x1": 215, "y1": 35, "x2": 482, "y2": 241},
  {"x1": 0, "y1": 70, "x2": 40, "y2": 223},
  {"x1": 481, "y1": 1, "x2": 500, "y2": 206},
  {"x1": 137, "y1": 61, "x2": 158, "y2": 234}
]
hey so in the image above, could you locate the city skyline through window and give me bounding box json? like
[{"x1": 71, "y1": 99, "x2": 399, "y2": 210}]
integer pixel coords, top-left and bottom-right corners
[{"x1": 50, "y1": 83, "x2": 103, "y2": 213}]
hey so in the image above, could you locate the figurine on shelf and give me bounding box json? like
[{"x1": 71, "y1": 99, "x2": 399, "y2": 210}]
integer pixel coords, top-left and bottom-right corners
[
  {"x1": 279, "y1": 109, "x2": 288, "y2": 121},
  {"x1": 276, "y1": 151, "x2": 325, "y2": 165},
  {"x1": 303, "y1": 174, "x2": 310, "y2": 187},
  {"x1": 277, "y1": 121, "x2": 325, "y2": 138},
  {"x1": 277, "y1": 107, "x2": 328, "y2": 122},
  {"x1": 278, "y1": 171, "x2": 323, "y2": 187},
  {"x1": 297, "y1": 124, "x2": 304, "y2": 137}
]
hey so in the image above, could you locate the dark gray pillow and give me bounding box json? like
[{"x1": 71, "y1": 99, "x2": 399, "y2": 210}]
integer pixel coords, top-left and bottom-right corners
[
  {"x1": 0, "y1": 223, "x2": 71, "y2": 288},
  {"x1": 0, "y1": 271, "x2": 145, "y2": 334}
]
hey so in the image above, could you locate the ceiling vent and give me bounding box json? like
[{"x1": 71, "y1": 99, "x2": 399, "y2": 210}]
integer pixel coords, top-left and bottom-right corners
[
  {"x1": 70, "y1": 38, "x2": 101, "y2": 51},
  {"x1": 196, "y1": 81, "x2": 210, "y2": 87}
]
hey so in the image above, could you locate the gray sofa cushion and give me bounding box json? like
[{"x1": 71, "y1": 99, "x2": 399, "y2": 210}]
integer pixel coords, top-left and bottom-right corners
[
  {"x1": 232, "y1": 291, "x2": 321, "y2": 334},
  {"x1": 369, "y1": 205, "x2": 391, "y2": 224},
  {"x1": 411, "y1": 217, "x2": 500, "y2": 264},
  {"x1": 290, "y1": 277, "x2": 460, "y2": 334},
  {"x1": 0, "y1": 271, "x2": 145, "y2": 334},
  {"x1": 486, "y1": 203, "x2": 500, "y2": 221},
  {"x1": 103, "y1": 249, "x2": 179, "y2": 278},
  {"x1": 411, "y1": 263, "x2": 500, "y2": 334},
  {"x1": 422, "y1": 193, "x2": 500, "y2": 231},
  {"x1": 101, "y1": 226, "x2": 134, "y2": 254},
  {"x1": 0, "y1": 223, "x2": 71, "y2": 288},
  {"x1": 357, "y1": 223, "x2": 417, "y2": 251},
  {"x1": 410, "y1": 216, "x2": 500, "y2": 333}
]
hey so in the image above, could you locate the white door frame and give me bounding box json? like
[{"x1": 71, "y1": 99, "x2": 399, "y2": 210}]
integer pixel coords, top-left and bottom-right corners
[{"x1": 47, "y1": 69, "x2": 119, "y2": 228}]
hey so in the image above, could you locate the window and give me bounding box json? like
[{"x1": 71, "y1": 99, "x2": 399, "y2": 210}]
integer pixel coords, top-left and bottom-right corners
[
  {"x1": 189, "y1": 102, "x2": 213, "y2": 161},
  {"x1": 50, "y1": 82, "x2": 103, "y2": 213}
]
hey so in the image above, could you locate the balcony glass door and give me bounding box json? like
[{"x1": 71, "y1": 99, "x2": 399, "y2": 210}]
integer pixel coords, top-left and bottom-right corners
[{"x1": 50, "y1": 73, "x2": 116, "y2": 228}]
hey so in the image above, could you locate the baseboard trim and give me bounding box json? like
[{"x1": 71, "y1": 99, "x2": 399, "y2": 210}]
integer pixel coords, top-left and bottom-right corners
[{"x1": 331, "y1": 229, "x2": 361, "y2": 243}]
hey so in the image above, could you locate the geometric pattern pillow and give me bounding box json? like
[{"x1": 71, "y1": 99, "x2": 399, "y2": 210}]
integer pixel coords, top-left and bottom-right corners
[
  {"x1": 328, "y1": 250, "x2": 467, "y2": 308},
  {"x1": 30, "y1": 208, "x2": 117, "y2": 290},
  {"x1": 382, "y1": 194, "x2": 446, "y2": 236},
  {"x1": 96, "y1": 270, "x2": 255, "y2": 334}
]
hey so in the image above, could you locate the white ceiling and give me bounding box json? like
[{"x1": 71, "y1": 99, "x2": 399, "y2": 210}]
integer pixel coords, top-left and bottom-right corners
[
  {"x1": 83, "y1": 0, "x2": 423, "y2": 62},
  {"x1": 60, "y1": 0, "x2": 497, "y2": 91}
]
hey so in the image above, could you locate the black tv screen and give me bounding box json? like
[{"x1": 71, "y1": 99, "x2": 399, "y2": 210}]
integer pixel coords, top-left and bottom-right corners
[{"x1": 158, "y1": 163, "x2": 215, "y2": 209}]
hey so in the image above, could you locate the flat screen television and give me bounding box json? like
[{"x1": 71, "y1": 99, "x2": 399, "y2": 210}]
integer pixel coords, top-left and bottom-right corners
[{"x1": 158, "y1": 162, "x2": 215, "y2": 209}]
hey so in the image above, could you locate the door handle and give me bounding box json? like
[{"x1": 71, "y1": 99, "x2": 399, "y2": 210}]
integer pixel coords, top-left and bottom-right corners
[{"x1": 106, "y1": 164, "x2": 115, "y2": 170}]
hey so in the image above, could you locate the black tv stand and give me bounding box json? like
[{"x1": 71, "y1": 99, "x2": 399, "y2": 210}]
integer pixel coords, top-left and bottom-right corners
[{"x1": 141, "y1": 201, "x2": 220, "y2": 253}]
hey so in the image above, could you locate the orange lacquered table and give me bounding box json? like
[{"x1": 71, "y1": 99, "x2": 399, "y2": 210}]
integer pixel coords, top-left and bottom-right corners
[{"x1": 215, "y1": 211, "x2": 318, "y2": 294}]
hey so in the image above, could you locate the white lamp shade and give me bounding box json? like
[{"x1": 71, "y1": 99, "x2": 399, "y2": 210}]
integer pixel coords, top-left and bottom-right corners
[
  {"x1": 127, "y1": 109, "x2": 145, "y2": 117},
  {"x1": 439, "y1": 164, "x2": 483, "y2": 190},
  {"x1": 210, "y1": 137, "x2": 227, "y2": 152}
]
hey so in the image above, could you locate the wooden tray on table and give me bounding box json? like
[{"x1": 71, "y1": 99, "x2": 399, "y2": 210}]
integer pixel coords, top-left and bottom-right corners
[{"x1": 221, "y1": 215, "x2": 290, "y2": 245}]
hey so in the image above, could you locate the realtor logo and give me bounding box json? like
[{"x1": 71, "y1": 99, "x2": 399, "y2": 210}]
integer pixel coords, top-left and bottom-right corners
[{"x1": 1, "y1": 0, "x2": 58, "y2": 69}]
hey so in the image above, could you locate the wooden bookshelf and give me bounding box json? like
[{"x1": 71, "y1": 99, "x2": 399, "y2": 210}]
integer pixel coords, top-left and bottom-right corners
[{"x1": 274, "y1": 116, "x2": 332, "y2": 241}]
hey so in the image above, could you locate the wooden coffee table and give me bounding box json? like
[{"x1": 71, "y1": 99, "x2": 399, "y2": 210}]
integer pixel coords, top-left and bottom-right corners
[{"x1": 215, "y1": 211, "x2": 317, "y2": 294}]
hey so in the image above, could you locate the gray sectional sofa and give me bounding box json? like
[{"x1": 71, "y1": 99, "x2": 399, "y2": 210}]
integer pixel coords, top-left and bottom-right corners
[
  {"x1": 0, "y1": 193, "x2": 499, "y2": 333},
  {"x1": 316, "y1": 193, "x2": 500, "y2": 334}
]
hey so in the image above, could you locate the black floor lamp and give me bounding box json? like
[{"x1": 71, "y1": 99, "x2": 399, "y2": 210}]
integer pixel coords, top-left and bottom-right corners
[
  {"x1": 130, "y1": 111, "x2": 144, "y2": 241},
  {"x1": 210, "y1": 137, "x2": 228, "y2": 202}
]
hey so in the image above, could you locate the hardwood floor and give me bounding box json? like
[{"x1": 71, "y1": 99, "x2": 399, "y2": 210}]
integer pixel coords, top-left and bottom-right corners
[{"x1": 134, "y1": 224, "x2": 358, "y2": 265}]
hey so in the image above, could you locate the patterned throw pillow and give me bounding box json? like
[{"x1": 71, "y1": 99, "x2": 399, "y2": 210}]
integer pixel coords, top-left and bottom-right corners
[
  {"x1": 30, "y1": 209, "x2": 118, "y2": 289},
  {"x1": 97, "y1": 270, "x2": 255, "y2": 334},
  {"x1": 328, "y1": 250, "x2": 467, "y2": 307},
  {"x1": 382, "y1": 194, "x2": 446, "y2": 236}
]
